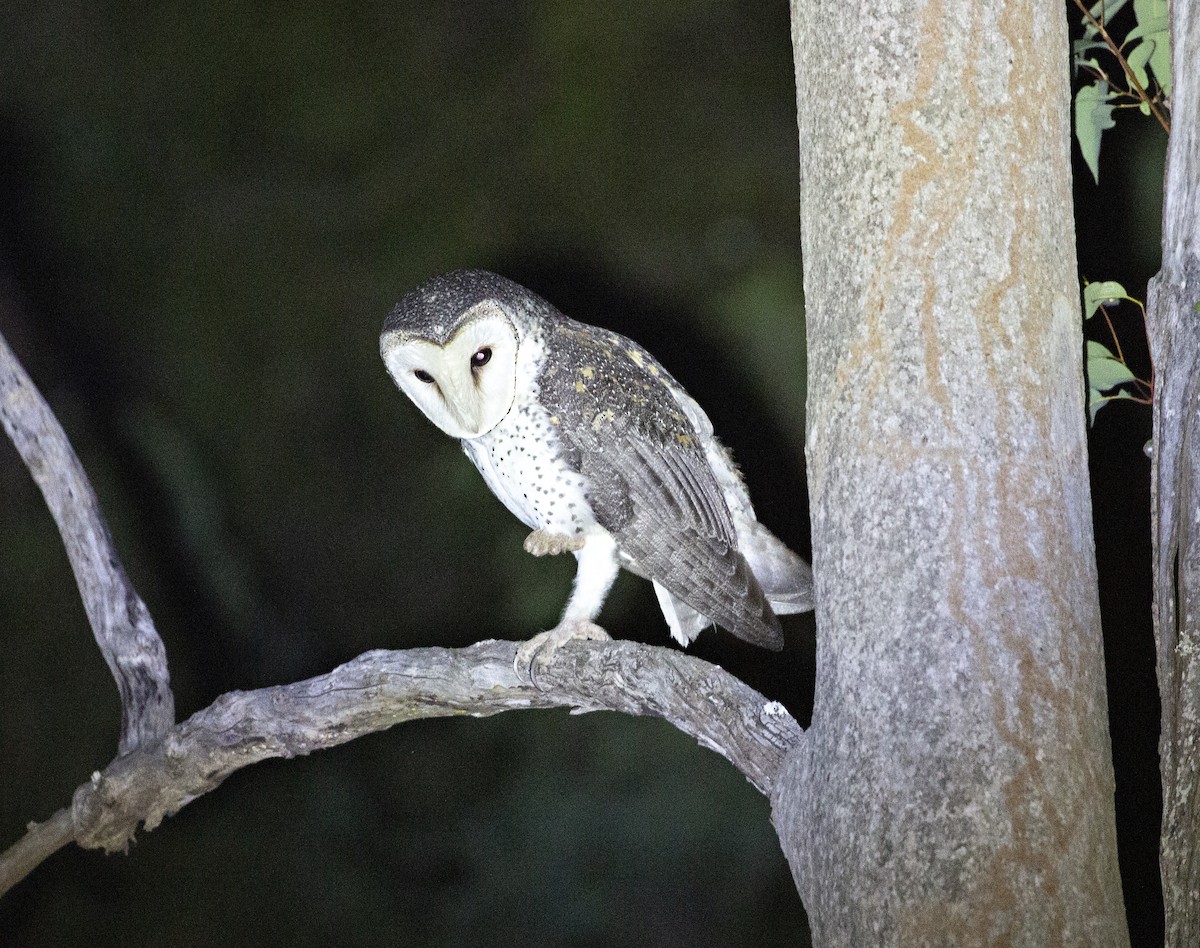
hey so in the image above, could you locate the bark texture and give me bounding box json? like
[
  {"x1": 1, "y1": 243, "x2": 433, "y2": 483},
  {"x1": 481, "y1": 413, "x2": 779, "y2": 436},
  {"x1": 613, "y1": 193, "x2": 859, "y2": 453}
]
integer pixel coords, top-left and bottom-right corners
[
  {"x1": 783, "y1": 1, "x2": 1128, "y2": 943},
  {"x1": 0, "y1": 635, "x2": 802, "y2": 897},
  {"x1": 58, "y1": 639, "x2": 798, "y2": 856},
  {"x1": 0, "y1": 332, "x2": 174, "y2": 754},
  {"x1": 1148, "y1": 2, "x2": 1200, "y2": 943}
]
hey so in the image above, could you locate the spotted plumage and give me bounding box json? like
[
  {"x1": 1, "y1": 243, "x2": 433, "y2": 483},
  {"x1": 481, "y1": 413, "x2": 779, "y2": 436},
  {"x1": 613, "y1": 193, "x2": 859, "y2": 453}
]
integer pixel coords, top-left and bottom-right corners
[{"x1": 380, "y1": 269, "x2": 813, "y2": 668}]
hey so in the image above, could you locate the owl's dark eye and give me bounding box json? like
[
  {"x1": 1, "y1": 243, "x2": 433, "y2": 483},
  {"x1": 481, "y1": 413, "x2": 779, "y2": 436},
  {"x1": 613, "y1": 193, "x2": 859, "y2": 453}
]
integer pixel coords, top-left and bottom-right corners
[
  {"x1": 471, "y1": 347, "x2": 493, "y2": 368},
  {"x1": 413, "y1": 369, "x2": 435, "y2": 383}
]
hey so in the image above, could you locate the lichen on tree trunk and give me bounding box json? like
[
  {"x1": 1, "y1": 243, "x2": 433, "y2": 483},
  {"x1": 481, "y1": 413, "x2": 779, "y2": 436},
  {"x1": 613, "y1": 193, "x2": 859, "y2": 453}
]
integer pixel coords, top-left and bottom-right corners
[{"x1": 780, "y1": 1, "x2": 1129, "y2": 943}]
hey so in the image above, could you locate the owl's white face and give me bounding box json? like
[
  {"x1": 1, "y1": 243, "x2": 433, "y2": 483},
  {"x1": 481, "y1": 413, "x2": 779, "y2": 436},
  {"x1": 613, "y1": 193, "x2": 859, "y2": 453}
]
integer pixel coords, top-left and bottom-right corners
[{"x1": 381, "y1": 301, "x2": 519, "y2": 439}]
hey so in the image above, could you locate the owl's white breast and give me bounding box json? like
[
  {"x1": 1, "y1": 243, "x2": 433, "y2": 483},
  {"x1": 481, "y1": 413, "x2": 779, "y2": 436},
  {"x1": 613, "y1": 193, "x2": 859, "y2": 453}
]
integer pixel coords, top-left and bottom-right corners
[{"x1": 461, "y1": 394, "x2": 596, "y2": 539}]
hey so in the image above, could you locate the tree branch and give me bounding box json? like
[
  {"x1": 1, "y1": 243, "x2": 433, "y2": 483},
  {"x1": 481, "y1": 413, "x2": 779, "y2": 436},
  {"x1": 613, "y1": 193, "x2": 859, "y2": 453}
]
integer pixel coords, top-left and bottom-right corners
[
  {"x1": 0, "y1": 638, "x2": 803, "y2": 899},
  {"x1": 0, "y1": 809, "x2": 74, "y2": 899},
  {"x1": 0, "y1": 331, "x2": 173, "y2": 753},
  {"x1": 0, "y1": 326, "x2": 803, "y2": 903}
]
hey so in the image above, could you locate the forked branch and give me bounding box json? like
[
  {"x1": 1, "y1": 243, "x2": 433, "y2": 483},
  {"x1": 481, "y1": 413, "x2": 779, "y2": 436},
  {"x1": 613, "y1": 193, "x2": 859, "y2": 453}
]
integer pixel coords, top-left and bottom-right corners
[{"x1": 0, "y1": 639, "x2": 802, "y2": 898}]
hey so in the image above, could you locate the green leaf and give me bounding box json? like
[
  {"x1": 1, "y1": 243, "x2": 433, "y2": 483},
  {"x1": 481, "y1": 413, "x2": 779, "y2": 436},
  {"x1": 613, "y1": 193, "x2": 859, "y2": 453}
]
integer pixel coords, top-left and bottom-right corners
[
  {"x1": 1086, "y1": 341, "x2": 1137, "y2": 391},
  {"x1": 1126, "y1": 39, "x2": 1153, "y2": 91},
  {"x1": 1075, "y1": 81, "x2": 1117, "y2": 184},
  {"x1": 1130, "y1": 0, "x2": 1171, "y2": 96},
  {"x1": 1072, "y1": 39, "x2": 1107, "y2": 73},
  {"x1": 1148, "y1": 37, "x2": 1171, "y2": 97},
  {"x1": 1082, "y1": 0, "x2": 1131, "y2": 39},
  {"x1": 1083, "y1": 280, "x2": 1128, "y2": 318},
  {"x1": 1088, "y1": 388, "x2": 1135, "y2": 426}
]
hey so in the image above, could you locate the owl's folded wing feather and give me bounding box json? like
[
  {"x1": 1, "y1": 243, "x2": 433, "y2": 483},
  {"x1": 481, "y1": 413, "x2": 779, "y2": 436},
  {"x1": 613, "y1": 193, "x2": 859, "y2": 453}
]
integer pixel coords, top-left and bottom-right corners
[
  {"x1": 597, "y1": 434, "x2": 783, "y2": 650},
  {"x1": 542, "y1": 322, "x2": 783, "y2": 650}
]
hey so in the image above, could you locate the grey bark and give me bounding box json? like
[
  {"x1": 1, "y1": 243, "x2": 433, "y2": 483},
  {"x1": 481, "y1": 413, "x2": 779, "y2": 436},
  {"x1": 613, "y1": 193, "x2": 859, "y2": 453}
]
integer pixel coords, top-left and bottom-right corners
[
  {"x1": 71, "y1": 640, "x2": 797, "y2": 851},
  {"x1": 1148, "y1": 2, "x2": 1200, "y2": 943},
  {"x1": 0, "y1": 638, "x2": 801, "y2": 899},
  {"x1": 0, "y1": 332, "x2": 174, "y2": 754},
  {"x1": 782, "y1": 1, "x2": 1129, "y2": 944}
]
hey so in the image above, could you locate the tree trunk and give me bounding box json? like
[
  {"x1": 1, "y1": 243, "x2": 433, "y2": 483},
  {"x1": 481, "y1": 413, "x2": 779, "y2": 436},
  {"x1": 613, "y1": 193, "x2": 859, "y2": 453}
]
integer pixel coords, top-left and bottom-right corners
[
  {"x1": 1149, "y1": 3, "x2": 1200, "y2": 944},
  {"x1": 779, "y1": 1, "x2": 1129, "y2": 943}
]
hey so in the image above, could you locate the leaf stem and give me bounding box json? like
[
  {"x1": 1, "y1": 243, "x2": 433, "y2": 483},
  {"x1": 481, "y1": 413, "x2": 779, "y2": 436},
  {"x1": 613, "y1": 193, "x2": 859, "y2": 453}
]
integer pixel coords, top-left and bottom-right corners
[{"x1": 1101, "y1": 306, "x2": 1126, "y2": 364}]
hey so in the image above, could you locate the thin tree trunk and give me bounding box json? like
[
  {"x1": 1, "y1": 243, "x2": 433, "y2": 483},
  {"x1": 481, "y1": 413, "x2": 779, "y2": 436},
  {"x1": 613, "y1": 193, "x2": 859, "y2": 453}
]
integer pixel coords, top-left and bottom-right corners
[
  {"x1": 1148, "y1": 2, "x2": 1200, "y2": 944},
  {"x1": 779, "y1": 1, "x2": 1129, "y2": 943}
]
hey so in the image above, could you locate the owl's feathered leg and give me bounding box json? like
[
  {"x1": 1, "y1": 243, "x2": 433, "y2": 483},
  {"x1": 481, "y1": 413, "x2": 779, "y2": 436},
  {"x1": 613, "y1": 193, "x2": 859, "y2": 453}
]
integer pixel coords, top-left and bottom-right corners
[{"x1": 515, "y1": 530, "x2": 617, "y2": 682}]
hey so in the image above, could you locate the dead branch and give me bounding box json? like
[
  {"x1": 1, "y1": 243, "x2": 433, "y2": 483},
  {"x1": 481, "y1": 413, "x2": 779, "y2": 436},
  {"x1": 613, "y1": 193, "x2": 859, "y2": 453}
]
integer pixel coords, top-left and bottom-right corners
[
  {"x1": 0, "y1": 638, "x2": 802, "y2": 898},
  {"x1": 0, "y1": 332, "x2": 173, "y2": 753}
]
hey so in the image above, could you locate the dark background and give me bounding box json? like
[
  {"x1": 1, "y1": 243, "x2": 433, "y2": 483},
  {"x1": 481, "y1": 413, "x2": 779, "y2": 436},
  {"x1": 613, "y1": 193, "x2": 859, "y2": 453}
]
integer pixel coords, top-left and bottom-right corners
[{"x1": 0, "y1": 2, "x2": 1166, "y2": 946}]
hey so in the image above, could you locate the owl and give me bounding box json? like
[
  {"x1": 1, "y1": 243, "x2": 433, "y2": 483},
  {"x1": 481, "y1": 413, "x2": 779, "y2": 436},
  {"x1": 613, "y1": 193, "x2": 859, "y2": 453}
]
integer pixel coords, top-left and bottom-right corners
[{"x1": 380, "y1": 270, "x2": 813, "y2": 674}]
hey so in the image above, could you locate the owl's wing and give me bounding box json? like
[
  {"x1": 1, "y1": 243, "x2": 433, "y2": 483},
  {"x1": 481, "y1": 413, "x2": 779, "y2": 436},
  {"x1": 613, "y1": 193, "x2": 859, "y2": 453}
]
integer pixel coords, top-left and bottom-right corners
[{"x1": 541, "y1": 321, "x2": 783, "y2": 650}]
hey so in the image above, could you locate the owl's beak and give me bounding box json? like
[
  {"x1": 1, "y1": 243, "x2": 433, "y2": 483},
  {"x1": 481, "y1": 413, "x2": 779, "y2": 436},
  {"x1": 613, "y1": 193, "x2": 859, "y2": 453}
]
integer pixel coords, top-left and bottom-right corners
[{"x1": 439, "y1": 372, "x2": 488, "y2": 438}]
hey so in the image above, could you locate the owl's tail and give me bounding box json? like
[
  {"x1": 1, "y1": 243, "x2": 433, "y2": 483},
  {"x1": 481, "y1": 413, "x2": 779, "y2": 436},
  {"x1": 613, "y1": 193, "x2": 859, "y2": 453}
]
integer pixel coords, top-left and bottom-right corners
[{"x1": 735, "y1": 517, "x2": 815, "y2": 615}]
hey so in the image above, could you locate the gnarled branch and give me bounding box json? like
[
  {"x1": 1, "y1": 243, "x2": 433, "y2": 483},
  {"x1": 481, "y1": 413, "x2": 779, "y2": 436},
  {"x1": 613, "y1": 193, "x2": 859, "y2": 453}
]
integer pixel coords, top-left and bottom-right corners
[
  {"x1": 0, "y1": 638, "x2": 802, "y2": 898},
  {"x1": 0, "y1": 331, "x2": 173, "y2": 753}
]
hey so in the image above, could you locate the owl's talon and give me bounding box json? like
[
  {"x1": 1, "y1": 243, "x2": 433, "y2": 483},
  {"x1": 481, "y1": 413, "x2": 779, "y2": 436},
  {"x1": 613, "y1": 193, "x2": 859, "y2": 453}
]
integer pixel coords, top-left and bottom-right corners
[
  {"x1": 515, "y1": 619, "x2": 611, "y2": 684},
  {"x1": 523, "y1": 529, "x2": 586, "y2": 557}
]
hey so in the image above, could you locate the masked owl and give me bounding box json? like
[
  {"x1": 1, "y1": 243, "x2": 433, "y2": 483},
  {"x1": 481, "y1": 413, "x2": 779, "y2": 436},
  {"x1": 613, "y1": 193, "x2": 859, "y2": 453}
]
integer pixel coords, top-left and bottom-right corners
[{"x1": 380, "y1": 270, "x2": 813, "y2": 674}]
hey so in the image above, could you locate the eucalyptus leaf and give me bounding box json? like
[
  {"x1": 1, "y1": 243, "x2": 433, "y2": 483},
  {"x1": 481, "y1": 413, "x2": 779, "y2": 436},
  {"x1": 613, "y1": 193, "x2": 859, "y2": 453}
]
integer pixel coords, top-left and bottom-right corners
[
  {"x1": 1072, "y1": 39, "x2": 1108, "y2": 72},
  {"x1": 1088, "y1": 388, "x2": 1135, "y2": 426},
  {"x1": 1086, "y1": 341, "x2": 1138, "y2": 391},
  {"x1": 1075, "y1": 81, "x2": 1117, "y2": 184},
  {"x1": 1126, "y1": 40, "x2": 1153, "y2": 92},
  {"x1": 1083, "y1": 0, "x2": 1131, "y2": 39},
  {"x1": 1148, "y1": 37, "x2": 1171, "y2": 97},
  {"x1": 1130, "y1": 0, "x2": 1171, "y2": 96},
  {"x1": 1086, "y1": 340, "x2": 1116, "y2": 361},
  {"x1": 1084, "y1": 280, "x2": 1128, "y2": 318}
]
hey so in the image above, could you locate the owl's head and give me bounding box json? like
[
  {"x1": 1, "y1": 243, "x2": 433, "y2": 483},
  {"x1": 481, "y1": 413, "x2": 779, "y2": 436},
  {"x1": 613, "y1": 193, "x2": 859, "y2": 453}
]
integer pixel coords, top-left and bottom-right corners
[{"x1": 380, "y1": 270, "x2": 532, "y2": 439}]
